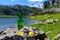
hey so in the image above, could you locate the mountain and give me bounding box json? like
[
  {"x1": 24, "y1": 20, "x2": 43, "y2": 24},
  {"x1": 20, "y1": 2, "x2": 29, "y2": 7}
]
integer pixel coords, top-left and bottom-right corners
[{"x1": 0, "y1": 5, "x2": 42, "y2": 16}]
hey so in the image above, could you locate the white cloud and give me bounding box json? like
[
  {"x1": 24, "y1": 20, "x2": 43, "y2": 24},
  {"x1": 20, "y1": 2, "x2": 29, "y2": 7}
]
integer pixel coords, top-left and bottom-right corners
[
  {"x1": 11, "y1": 0, "x2": 14, "y2": 1},
  {"x1": 28, "y1": 0, "x2": 43, "y2": 2},
  {"x1": 32, "y1": 3, "x2": 44, "y2": 9},
  {"x1": 40, "y1": 3, "x2": 44, "y2": 9},
  {"x1": 33, "y1": 5, "x2": 38, "y2": 7},
  {"x1": 28, "y1": 0, "x2": 44, "y2": 9}
]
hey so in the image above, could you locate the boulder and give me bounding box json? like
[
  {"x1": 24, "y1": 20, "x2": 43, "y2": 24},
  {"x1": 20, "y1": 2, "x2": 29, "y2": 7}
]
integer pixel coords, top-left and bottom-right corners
[{"x1": 45, "y1": 20, "x2": 54, "y2": 24}]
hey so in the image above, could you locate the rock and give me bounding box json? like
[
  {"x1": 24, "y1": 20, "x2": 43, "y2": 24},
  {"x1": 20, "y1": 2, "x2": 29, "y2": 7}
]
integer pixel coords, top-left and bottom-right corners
[
  {"x1": 48, "y1": 16, "x2": 52, "y2": 18},
  {"x1": 45, "y1": 20, "x2": 54, "y2": 24},
  {"x1": 29, "y1": 28, "x2": 33, "y2": 32},
  {"x1": 4, "y1": 27, "x2": 17, "y2": 33},
  {"x1": 40, "y1": 30, "x2": 45, "y2": 34},
  {"x1": 0, "y1": 27, "x2": 48, "y2": 40},
  {"x1": 46, "y1": 31, "x2": 52, "y2": 35},
  {"x1": 1, "y1": 35, "x2": 24, "y2": 40},
  {"x1": 35, "y1": 33, "x2": 47, "y2": 40},
  {"x1": 34, "y1": 30, "x2": 40, "y2": 36},
  {"x1": 53, "y1": 34, "x2": 60, "y2": 40},
  {"x1": 0, "y1": 31, "x2": 4, "y2": 34},
  {"x1": 12, "y1": 35, "x2": 24, "y2": 40},
  {"x1": 53, "y1": 19, "x2": 59, "y2": 23},
  {"x1": 23, "y1": 27, "x2": 29, "y2": 34},
  {"x1": 27, "y1": 37, "x2": 35, "y2": 40},
  {"x1": 3, "y1": 36, "x2": 10, "y2": 40},
  {"x1": 54, "y1": 19, "x2": 59, "y2": 22},
  {"x1": 9, "y1": 36, "x2": 14, "y2": 40},
  {"x1": 50, "y1": 8, "x2": 60, "y2": 13},
  {"x1": 45, "y1": 38, "x2": 50, "y2": 40},
  {"x1": 0, "y1": 31, "x2": 6, "y2": 35}
]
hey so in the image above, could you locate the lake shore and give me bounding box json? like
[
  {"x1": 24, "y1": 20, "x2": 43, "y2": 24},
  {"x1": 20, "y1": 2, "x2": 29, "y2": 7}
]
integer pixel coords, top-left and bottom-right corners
[{"x1": 0, "y1": 15, "x2": 18, "y2": 18}]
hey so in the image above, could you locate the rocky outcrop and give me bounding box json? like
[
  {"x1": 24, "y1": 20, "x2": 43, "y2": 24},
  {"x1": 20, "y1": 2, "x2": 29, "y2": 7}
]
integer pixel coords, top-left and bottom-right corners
[
  {"x1": 49, "y1": 8, "x2": 60, "y2": 13},
  {"x1": 0, "y1": 27, "x2": 50, "y2": 40}
]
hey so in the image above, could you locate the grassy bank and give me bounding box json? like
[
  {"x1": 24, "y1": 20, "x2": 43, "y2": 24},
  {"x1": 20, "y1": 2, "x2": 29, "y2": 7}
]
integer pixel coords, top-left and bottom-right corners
[
  {"x1": 28, "y1": 13, "x2": 60, "y2": 20},
  {"x1": 29, "y1": 23, "x2": 60, "y2": 39},
  {"x1": 28, "y1": 13, "x2": 60, "y2": 39},
  {"x1": 0, "y1": 15, "x2": 17, "y2": 18}
]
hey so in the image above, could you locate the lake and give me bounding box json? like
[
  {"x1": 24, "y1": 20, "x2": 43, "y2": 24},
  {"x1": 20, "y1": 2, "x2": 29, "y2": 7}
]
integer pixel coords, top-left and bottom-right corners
[{"x1": 0, "y1": 18, "x2": 38, "y2": 30}]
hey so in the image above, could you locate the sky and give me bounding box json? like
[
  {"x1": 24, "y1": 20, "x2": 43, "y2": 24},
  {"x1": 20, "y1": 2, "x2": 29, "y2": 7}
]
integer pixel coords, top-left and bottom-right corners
[{"x1": 0, "y1": 0, "x2": 49, "y2": 8}]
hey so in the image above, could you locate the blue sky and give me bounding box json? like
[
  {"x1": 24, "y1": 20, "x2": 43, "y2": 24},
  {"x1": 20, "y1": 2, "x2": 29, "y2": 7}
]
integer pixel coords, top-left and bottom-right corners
[{"x1": 0, "y1": 0, "x2": 49, "y2": 6}]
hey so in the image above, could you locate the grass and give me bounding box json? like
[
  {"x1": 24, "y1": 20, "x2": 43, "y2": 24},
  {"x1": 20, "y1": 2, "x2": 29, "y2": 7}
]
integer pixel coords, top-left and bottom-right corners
[
  {"x1": 0, "y1": 15, "x2": 17, "y2": 18},
  {"x1": 28, "y1": 13, "x2": 60, "y2": 20},
  {"x1": 29, "y1": 23, "x2": 60, "y2": 39},
  {"x1": 28, "y1": 13, "x2": 60, "y2": 39}
]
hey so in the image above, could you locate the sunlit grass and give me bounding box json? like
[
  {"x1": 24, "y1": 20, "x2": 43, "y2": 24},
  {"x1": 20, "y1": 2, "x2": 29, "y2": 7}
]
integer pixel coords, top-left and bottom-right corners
[
  {"x1": 0, "y1": 15, "x2": 16, "y2": 18},
  {"x1": 28, "y1": 13, "x2": 60, "y2": 39},
  {"x1": 28, "y1": 13, "x2": 60, "y2": 20},
  {"x1": 29, "y1": 23, "x2": 60, "y2": 39}
]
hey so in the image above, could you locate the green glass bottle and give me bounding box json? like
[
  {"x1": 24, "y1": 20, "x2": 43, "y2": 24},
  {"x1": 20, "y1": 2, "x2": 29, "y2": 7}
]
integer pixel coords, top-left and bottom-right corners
[{"x1": 18, "y1": 10, "x2": 24, "y2": 30}]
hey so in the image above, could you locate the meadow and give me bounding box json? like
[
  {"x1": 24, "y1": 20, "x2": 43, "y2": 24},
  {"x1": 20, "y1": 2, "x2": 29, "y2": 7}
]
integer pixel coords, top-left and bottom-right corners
[
  {"x1": 28, "y1": 13, "x2": 60, "y2": 21},
  {"x1": 28, "y1": 13, "x2": 60, "y2": 39},
  {"x1": 29, "y1": 23, "x2": 60, "y2": 39}
]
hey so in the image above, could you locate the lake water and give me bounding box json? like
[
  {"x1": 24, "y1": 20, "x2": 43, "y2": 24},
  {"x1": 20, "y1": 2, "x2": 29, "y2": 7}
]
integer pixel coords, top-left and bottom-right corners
[{"x1": 0, "y1": 18, "x2": 38, "y2": 30}]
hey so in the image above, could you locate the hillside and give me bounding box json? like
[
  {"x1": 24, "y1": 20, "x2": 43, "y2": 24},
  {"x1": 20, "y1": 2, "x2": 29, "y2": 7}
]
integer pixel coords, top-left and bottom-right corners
[{"x1": 0, "y1": 5, "x2": 42, "y2": 17}]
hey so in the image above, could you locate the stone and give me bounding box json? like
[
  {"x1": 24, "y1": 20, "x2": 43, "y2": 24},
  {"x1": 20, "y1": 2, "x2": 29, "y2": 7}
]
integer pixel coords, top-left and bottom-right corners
[{"x1": 45, "y1": 20, "x2": 54, "y2": 24}]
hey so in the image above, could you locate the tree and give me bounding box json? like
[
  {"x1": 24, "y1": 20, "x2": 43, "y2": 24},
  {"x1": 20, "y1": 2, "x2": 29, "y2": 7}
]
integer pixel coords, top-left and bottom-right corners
[{"x1": 3, "y1": 9, "x2": 11, "y2": 15}]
